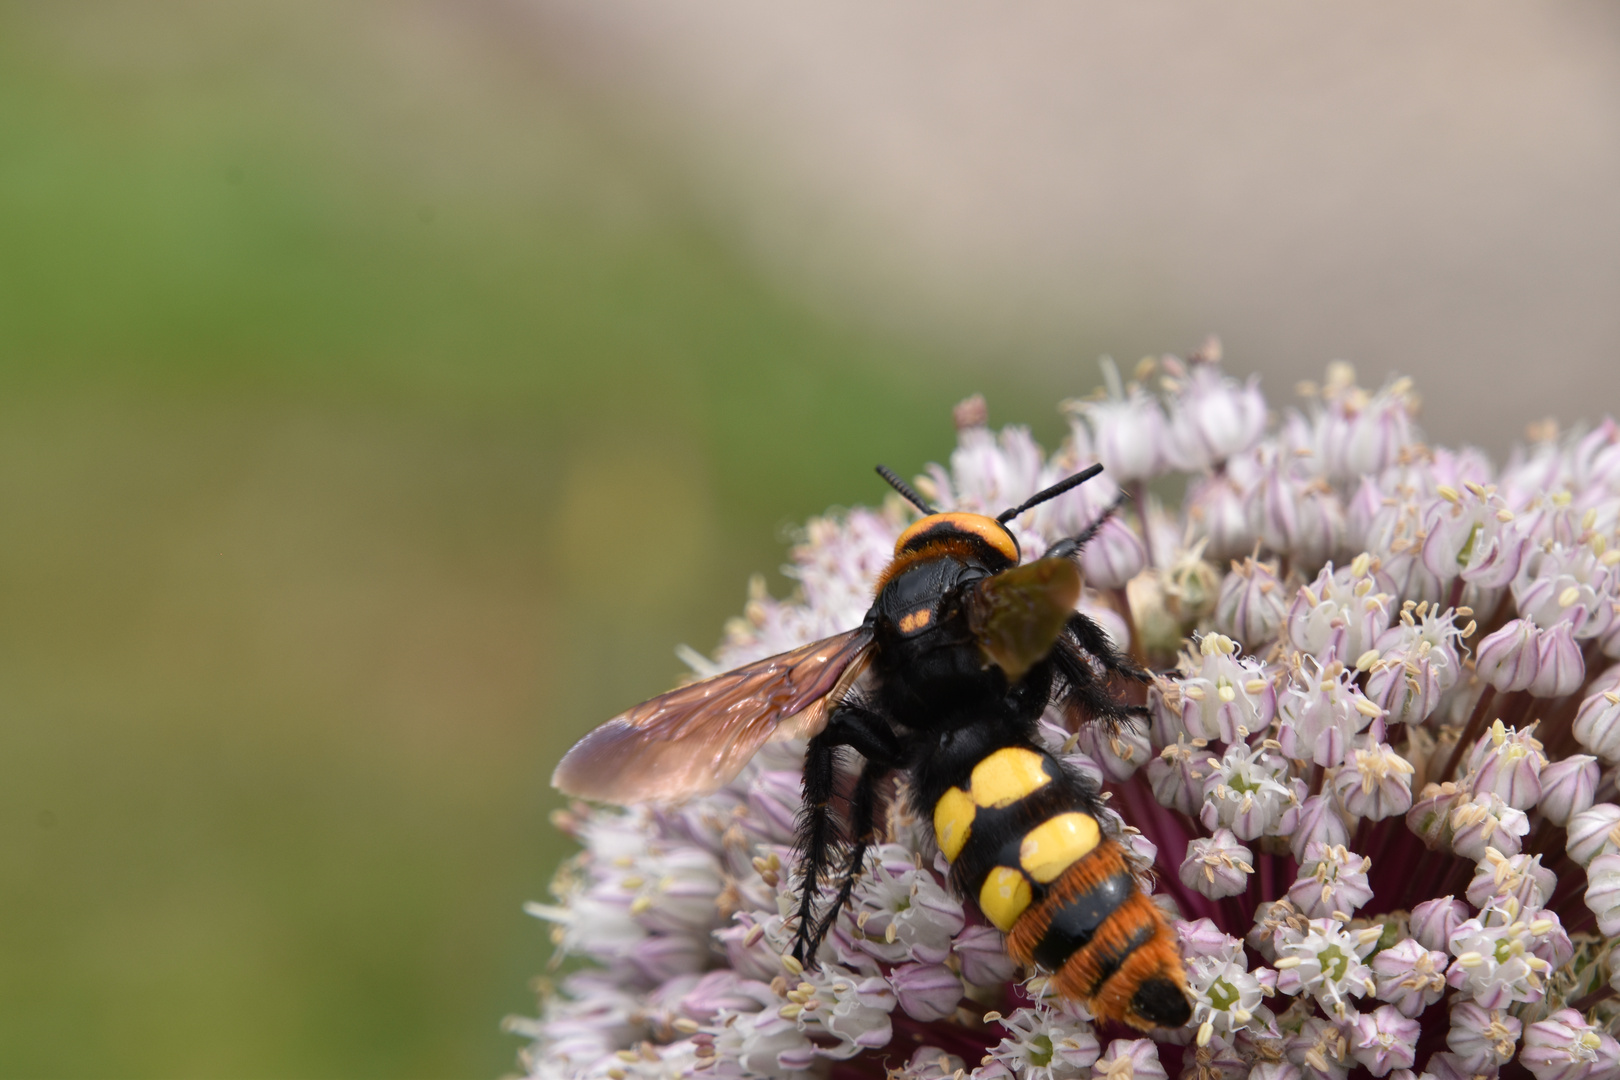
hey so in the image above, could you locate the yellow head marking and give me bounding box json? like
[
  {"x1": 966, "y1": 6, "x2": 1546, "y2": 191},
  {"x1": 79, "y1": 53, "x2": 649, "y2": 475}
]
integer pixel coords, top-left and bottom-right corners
[
  {"x1": 894, "y1": 512, "x2": 1019, "y2": 563},
  {"x1": 897, "y1": 607, "x2": 934, "y2": 634},
  {"x1": 1018, "y1": 812, "x2": 1101, "y2": 883},
  {"x1": 932, "y1": 787, "x2": 976, "y2": 862},
  {"x1": 978, "y1": 866, "x2": 1033, "y2": 932},
  {"x1": 970, "y1": 747, "x2": 1052, "y2": 809}
]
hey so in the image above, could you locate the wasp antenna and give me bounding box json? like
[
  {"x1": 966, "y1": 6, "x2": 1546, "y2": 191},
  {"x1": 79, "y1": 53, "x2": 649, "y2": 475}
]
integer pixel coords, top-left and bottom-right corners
[
  {"x1": 1067, "y1": 490, "x2": 1129, "y2": 548},
  {"x1": 875, "y1": 465, "x2": 936, "y2": 515},
  {"x1": 995, "y1": 463, "x2": 1105, "y2": 523}
]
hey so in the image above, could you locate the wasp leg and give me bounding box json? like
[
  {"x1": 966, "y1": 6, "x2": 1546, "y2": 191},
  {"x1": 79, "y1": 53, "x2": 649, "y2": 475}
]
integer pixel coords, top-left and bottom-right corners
[
  {"x1": 1051, "y1": 617, "x2": 1150, "y2": 734},
  {"x1": 1065, "y1": 610, "x2": 1152, "y2": 685},
  {"x1": 800, "y1": 757, "x2": 883, "y2": 962},
  {"x1": 791, "y1": 707, "x2": 899, "y2": 967}
]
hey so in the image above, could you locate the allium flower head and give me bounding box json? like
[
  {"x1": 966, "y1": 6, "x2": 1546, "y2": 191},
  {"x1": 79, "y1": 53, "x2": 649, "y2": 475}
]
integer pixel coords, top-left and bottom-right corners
[{"x1": 515, "y1": 357, "x2": 1620, "y2": 1080}]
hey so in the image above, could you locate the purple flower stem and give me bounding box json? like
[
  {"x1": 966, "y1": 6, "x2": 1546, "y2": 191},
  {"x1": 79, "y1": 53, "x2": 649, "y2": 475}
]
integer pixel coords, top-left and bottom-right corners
[{"x1": 1440, "y1": 686, "x2": 1497, "y2": 782}]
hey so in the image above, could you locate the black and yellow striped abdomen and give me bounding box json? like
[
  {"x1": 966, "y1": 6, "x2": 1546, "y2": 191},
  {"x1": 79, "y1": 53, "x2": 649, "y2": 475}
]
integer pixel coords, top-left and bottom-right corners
[{"x1": 929, "y1": 744, "x2": 1190, "y2": 1031}]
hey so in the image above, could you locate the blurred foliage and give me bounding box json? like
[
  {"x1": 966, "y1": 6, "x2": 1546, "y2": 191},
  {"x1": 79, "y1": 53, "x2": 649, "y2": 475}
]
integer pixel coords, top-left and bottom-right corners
[{"x1": 0, "y1": 2, "x2": 1090, "y2": 1077}]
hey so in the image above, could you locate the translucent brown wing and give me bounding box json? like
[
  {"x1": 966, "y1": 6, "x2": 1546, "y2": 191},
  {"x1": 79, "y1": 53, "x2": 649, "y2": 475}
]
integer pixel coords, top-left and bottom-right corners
[
  {"x1": 967, "y1": 555, "x2": 1083, "y2": 682},
  {"x1": 551, "y1": 628, "x2": 874, "y2": 805}
]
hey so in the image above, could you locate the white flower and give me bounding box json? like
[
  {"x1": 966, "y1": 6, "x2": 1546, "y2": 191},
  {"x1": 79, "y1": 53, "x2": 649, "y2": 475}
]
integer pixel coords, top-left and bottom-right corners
[
  {"x1": 1285, "y1": 558, "x2": 1394, "y2": 665},
  {"x1": 1272, "y1": 918, "x2": 1379, "y2": 1020},
  {"x1": 1168, "y1": 634, "x2": 1277, "y2": 744},
  {"x1": 981, "y1": 1006, "x2": 1100, "y2": 1080},
  {"x1": 1069, "y1": 360, "x2": 1167, "y2": 483},
  {"x1": 1180, "y1": 829, "x2": 1255, "y2": 900},
  {"x1": 1200, "y1": 739, "x2": 1305, "y2": 841},
  {"x1": 1420, "y1": 484, "x2": 1531, "y2": 593},
  {"x1": 1444, "y1": 898, "x2": 1555, "y2": 1009},
  {"x1": 1464, "y1": 720, "x2": 1547, "y2": 811},
  {"x1": 847, "y1": 845, "x2": 965, "y2": 966},
  {"x1": 1276, "y1": 655, "x2": 1381, "y2": 769},
  {"x1": 1286, "y1": 843, "x2": 1373, "y2": 919},
  {"x1": 1214, "y1": 557, "x2": 1289, "y2": 649},
  {"x1": 1448, "y1": 792, "x2": 1530, "y2": 861},
  {"x1": 1521, "y1": 1009, "x2": 1619, "y2": 1080},
  {"x1": 1163, "y1": 359, "x2": 1268, "y2": 471},
  {"x1": 1182, "y1": 927, "x2": 1274, "y2": 1042}
]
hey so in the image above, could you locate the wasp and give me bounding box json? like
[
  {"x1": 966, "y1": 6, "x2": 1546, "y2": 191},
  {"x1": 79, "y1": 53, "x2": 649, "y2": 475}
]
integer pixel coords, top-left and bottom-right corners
[{"x1": 554, "y1": 463, "x2": 1191, "y2": 1031}]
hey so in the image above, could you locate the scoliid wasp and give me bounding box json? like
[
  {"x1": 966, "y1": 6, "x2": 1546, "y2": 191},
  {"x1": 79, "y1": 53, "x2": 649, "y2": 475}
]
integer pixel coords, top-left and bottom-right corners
[{"x1": 554, "y1": 462, "x2": 1192, "y2": 1031}]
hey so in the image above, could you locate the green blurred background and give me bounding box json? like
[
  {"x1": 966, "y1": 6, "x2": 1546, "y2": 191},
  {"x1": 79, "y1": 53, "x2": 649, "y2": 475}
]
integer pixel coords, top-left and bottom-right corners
[{"x1": 0, "y1": 4, "x2": 1081, "y2": 1076}]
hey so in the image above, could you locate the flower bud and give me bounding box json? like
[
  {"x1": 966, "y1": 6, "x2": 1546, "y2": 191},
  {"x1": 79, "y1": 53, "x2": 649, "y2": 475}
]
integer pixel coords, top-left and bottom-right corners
[
  {"x1": 1466, "y1": 850, "x2": 1554, "y2": 910},
  {"x1": 1409, "y1": 896, "x2": 1470, "y2": 953},
  {"x1": 1537, "y1": 754, "x2": 1598, "y2": 825},
  {"x1": 1449, "y1": 792, "x2": 1529, "y2": 861},
  {"x1": 888, "y1": 962, "x2": 963, "y2": 1022},
  {"x1": 1079, "y1": 515, "x2": 1149, "y2": 590},
  {"x1": 1465, "y1": 720, "x2": 1546, "y2": 810},
  {"x1": 1188, "y1": 471, "x2": 1262, "y2": 565},
  {"x1": 1291, "y1": 794, "x2": 1352, "y2": 861},
  {"x1": 1094, "y1": 1039, "x2": 1169, "y2": 1080},
  {"x1": 1215, "y1": 558, "x2": 1289, "y2": 649},
  {"x1": 1586, "y1": 851, "x2": 1620, "y2": 937},
  {"x1": 1075, "y1": 719, "x2": 1153, "y2": 782},
  {"x1": 1332, "y1": 742, "x2": 1416, "y2": 820},
  {"x1": 1566, "y1": 802, "x2": 1620, "y2": 867},
  {"x1": 1529, "y1": 620, "x2": 1584, "y2": 698},
  {"x1": 1370, "y1": 937, "x2": 1447, "y2": 1018},
  {"x1": 1073, "y1": 379, "x2": 1166, "y2": 483},
  {"x1": 1446, "y1": 1000, "x2": 1521, "y2": 1071},
  {"x1": 1163, "y1": 363, "x2": 1268, "y2": 470},
  {"x1": 746, "y1": 770, "x2": 806, "y2": 844},
  {"x1": 952, "y1": 924, "x2": 1018, "y2": 987},
  {"x1": 1574, "y1": 688, "x2": 1620, "y2": 763},
  {"x1": 1474, "y1": 618, "x2": 1541, "y2": 693},
  {"x1": 1250, "y1": 1064, "x2": 1304, "y2": 1080},
  {"x1": 1180, "y1": 829, "x2": 1255, "y2": 900},
  {"x1": 1406, "y1": 782, "x2": 1464, "y2": 852}
]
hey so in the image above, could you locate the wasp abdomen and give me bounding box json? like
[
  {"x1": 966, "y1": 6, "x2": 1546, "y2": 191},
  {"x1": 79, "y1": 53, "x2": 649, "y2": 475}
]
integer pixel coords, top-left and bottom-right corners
[{"x1": 929, "y1": 744, "x2": 1191, "y2": 1031}]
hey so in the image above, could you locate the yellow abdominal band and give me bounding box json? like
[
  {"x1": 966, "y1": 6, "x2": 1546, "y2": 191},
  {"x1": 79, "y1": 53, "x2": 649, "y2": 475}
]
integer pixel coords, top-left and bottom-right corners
[
  {"x1": 931, "y1": 747, "x2": 1102, "y2": 935},
  {"x1": 979, "y1": 867, "x2": 1033, "y2": 932}
]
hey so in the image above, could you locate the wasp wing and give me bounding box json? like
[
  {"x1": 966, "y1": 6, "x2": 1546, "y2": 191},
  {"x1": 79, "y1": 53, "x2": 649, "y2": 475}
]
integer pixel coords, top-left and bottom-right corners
[
  {"x1": 551, "y1": 628, "x2": 874, "y2": 805},
  {"x1": 967, "y1": 555, "x2": 1083, "y2": 682}
]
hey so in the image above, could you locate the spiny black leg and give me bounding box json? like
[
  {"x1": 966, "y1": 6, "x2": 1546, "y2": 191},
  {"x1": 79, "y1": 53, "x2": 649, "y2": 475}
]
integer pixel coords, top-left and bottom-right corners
[
  {"x1": 802, "y1": 758, "x2": 883, "y2": 961},
  {"x1": 1065, "y1": 611, "x2": 1152, "y2": 684},
  {"x1": 792, "y1": 731, "x2": 841, "y2": 967},
  {"x1": 1051, "y1": 631, "x2": 1149, "y2": 733},
  {"x1": 791, "y1": 706, "x2": 900, "y2": 967}
]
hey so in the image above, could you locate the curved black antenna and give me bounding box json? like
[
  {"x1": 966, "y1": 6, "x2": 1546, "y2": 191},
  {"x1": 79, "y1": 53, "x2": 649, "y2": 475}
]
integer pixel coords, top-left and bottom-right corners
[
  {"x1": 996, "y1": 463, "x2": 1105, "y2": 523},
  {"x1": 1069, "y1": 490, "x2": 1129, "y2": 547},
  {"x1": 875, "y1": 465, "x2": 936, "y2": 515}
]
